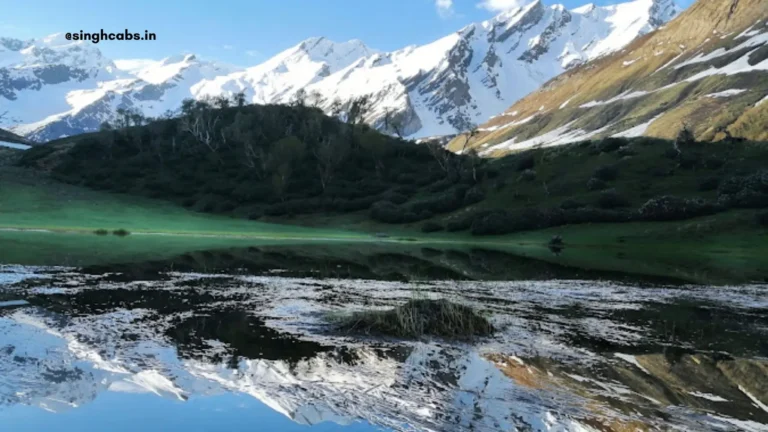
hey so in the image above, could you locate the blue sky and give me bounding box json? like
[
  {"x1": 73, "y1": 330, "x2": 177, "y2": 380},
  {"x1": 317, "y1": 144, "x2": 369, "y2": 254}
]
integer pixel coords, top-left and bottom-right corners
[{"x1": 2, "y1": 0, "x2": 693, "y2": 65}]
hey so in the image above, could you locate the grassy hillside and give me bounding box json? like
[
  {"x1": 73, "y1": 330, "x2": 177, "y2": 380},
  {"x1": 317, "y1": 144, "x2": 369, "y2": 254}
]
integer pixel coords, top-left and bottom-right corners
[
  {"x1": 2, "y1": 156, "x2": 766, "y2": 283},
  {"x1": 16, "y1": 100, "x2": 768, "y2": 241},
  {"x1": 0, "y1": 167, "x2": 365, "y2": 240},
  {"x1": 452, "y1": 0, "x2": 767, "y2": 154}
]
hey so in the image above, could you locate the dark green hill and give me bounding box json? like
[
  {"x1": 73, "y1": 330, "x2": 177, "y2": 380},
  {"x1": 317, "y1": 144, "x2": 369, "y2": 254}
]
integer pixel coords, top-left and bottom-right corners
[
  {"x1": 0, "y1": 127, "x2": 33, "y2": 146},
  {"x1": 18, "y1": 100, "x2": 768, "y2": 237}
]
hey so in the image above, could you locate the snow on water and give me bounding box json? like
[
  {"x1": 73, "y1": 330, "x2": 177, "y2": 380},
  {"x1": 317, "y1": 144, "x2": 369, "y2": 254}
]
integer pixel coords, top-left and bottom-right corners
[
  {"x1": 0, "y1": 140, "x2": 30, "y2": 150},
  {"x1": 1, "y1": 267, "x2": 767, "y2": 431},
  {"x1": 0, "y1": 300, "x2": 29, "y2": 308}
]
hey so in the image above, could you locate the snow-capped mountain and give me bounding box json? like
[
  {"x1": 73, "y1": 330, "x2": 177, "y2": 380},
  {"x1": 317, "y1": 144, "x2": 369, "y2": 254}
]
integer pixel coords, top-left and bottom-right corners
[
  {"x1": 0, "y1": 0, "x2": 680, "y2": 142},
  {"x1": 457, "y1": 0, "x2": 768, "y2": 155},
  {"x1": 0, "y1": 41, "x2": 240, "y2": 141}
]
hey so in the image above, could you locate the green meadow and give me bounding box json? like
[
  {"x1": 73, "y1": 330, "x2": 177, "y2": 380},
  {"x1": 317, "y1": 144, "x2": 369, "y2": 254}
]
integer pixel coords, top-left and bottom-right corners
[{"x1": 1, "y1": 166, "x2": 766, "y2": 283}]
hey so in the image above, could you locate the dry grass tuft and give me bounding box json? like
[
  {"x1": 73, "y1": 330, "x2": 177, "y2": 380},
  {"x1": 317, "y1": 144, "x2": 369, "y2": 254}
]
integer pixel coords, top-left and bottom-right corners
[{"x1": 335, "y1": 299, "x2": 495, "y2": 340}]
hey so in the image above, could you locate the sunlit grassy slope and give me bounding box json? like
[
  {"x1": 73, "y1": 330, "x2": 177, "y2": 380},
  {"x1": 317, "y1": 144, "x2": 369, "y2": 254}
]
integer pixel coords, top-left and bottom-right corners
[
  {"x1": 1, "y1": 165, "x2": 766, "y2": 283},
  {"x1": 0, "y1": 168, "x2": 363, "y2": 239}
]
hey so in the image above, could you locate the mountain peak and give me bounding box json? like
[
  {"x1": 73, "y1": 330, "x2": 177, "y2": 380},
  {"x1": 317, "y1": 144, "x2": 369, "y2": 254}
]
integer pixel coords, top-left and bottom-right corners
[{"x1": 5, "y1": 0, "x2": 684, "y2": 141}]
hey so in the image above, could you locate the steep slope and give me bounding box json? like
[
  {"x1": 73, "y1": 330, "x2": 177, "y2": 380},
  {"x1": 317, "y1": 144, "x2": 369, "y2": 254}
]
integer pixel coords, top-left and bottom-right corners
[
  {"x1": 0, "y1": 33, "x2": 119, "y2": 141},
  {"x1": 0, "y1": 127, "x2": 32, "y2": 149},
  {"x1": 8, "y1": 53, "x2": 240, "y2": 141},
  {"x1": 454, "y1": 0, "x2": 768, "y2": 156},
  {"x1": 196, "y1": 0, "x2": 680, "y2": 138},
  {"x1": 0, "y1": 0, "x2": 679, "y2": 142}
]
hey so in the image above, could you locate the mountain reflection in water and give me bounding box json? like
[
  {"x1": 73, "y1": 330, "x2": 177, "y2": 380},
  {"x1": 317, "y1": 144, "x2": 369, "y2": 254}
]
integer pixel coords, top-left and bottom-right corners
[{"x1": 1, "y1": 255, "x2": 767, "y2": 431}]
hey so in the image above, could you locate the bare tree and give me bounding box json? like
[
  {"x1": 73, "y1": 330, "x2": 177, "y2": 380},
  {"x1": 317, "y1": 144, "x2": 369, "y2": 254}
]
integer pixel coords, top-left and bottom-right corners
[
  {"x1": 346, "y1": 95, "x2": 372, "y2": 125},
  {"x1": 329, "y1": 99, "x2": 344, "y2": 118},
  {"x1": 271, "y1": 165, "x2": 292, "y2": 201},
  {"x1": 673, "y1": 121, "x2": 694, "y2": 155},
  {"x1": 308, "y1": 91, "x2": 326, "y2": 109},
  {"x1": 213, "y1": 95, "x2": 230, "y2": 109},
  {"x1": 226, "y1": 112, "x2": 269, "y2": 178},
  {"x1": 232, "y1": 91, "x2": 247, "y2": 107},
  {"x1": 460, "y1": 123, "x2": 481, "y2": 182},
  {"x1": 180, "y1": 100, "x2": 223, "y2": 154},
  {"x1": 268, "y1": 136, "x2": 306, "y2": 201},
  {"x1": 384, "y1": 108, "x2": 406, "y2": 138},
  {"x1": 129, "y1": 111, "x2": 146, "y2": 127},
  {"x1": 243, "y1": 142, "x2": 269, "y2": 179},
  {"x1": 360, "y1": 133, "x2": 389, "y2": 179},
  {"x1": 313, "y1": 135, "x2": 349, "y2": 191},
  {"x1": 426, "y1": 141, "x2": 451, "y2": 173},
  {"x1": 290, "y1": 88, "x2": 307, "y2": 107}
]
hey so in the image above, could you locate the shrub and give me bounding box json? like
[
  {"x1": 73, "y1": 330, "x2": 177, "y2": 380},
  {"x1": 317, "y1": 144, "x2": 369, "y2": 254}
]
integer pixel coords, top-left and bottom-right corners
[
  {"x1": 426, "y1": 178, "x2": 454, "y2": 193},
  {"x1": 598, "y1": 138, "x2": 625, "y2": 153},
  {"x1": 638, "y1": 196, "x2": 720, "y2": 221},
  {"x1": 337, "y1": 196, "x2": 378, "y2": 212},
  {"x1": 597, "y1": 189, "x2": 630, "y2": 209},
  {"x1": 663, "y1": 148, "x2": 680, "y2": 159},
  {"x1": 698, "y1": 177, "x2": 720, "y2": 192},
  {"x1": 409, "y1": 186, "x2": 467, "y2": 215},
  {"x1": 564, "y1": 207, "x2": 632, "y2": 224},
  {"x1": 381, "y1": 191, "x2": 408, "y2": 205},
  {"x1": 756, "y1": 212, "x2": 768, "y2": 227},
  {"x1": 560, "y1": 199, "x2": 584, "y2": 210},
  {"x1": 216, "y1": 201, "x2": 237, "y2": 212},
  {"x1": 370, "y1": 201, "x2": 427, "y2": 223},
  {"x1": 593, "y1": 165, "x2": 619, "y2": 181},
  {"x1": 651, "y1": 167, "x2": 674, "y2": 177},
  {"x1": 587, "y1": 178, "x2": 607, "y2": 191},
  {"x1": 421, "y1": 222, "x2": 444, "y2": 233},
  {"x1": 93, "y1": 229, "x2": 109, "y2": 236},
  {"x1": 445, "y1": 211, "x2": 492, "y2": 232},
  {"x1": 470, "y1": 210, "x2": 515, "y2": 235},
  {"x1": 617, "y1": 146, "x2": 637, "y2": 157},
  {"x1": 678, "y1": 155, "x2": 699, "y2": 170},
  {"x1": 112, "y1": 229, "x2": 131, "y2": 237},
  {"x1": 470, "y1": 208, "x2": 562, "y2": 235},
  {"x1": 675, "y1": 125, "x2": 696, "y2": 147},
  {"x1": 705, "y1": 157, "x2": 725, "y2": 169},
  {"x1": 718, "y1": 170, "x2": 768, "y2": 209},
  {"x1": 334, "y1": 299, "x2": 495, "y2": 339},
  {"x1": 518, "y1": 169, "x2": 536, "y2": 182},
  {"x1": 463, "y1": 187, "x2": 485, "y2": 205},
  {"x1": 516, "y1": 154, "x2": 535, "y2": 171}
]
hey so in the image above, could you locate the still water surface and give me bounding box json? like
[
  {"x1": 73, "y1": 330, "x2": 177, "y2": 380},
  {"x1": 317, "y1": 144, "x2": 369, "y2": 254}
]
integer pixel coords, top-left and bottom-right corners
[{"x1": 1, "y1": 247, "x2": 767, "y2": 431}]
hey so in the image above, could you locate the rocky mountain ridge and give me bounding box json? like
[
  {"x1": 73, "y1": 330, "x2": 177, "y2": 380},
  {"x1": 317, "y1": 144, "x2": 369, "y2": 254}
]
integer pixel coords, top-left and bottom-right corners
[{"x1": 0, "y1": 0, "x2": 680, "y2": 142}]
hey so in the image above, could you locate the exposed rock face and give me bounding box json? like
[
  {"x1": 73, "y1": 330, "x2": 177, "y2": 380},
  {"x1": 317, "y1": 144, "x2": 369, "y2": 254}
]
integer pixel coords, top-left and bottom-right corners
[
  {"x1": 455, "y1": 0, "x2": 768, "y2": 156},
  {"x1": 0, "y1": 0, "x2": 679, "y2": 142}
]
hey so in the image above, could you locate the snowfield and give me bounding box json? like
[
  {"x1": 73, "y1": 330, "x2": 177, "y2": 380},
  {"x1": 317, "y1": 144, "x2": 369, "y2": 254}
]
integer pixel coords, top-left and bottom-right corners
[{"x1": 0, "y1": 0, "x2": 680, "y2": 142}]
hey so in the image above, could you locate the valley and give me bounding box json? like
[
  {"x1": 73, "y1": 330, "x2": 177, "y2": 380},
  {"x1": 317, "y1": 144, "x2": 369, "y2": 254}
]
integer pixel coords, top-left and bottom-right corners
[{"x1": 1, "y1": 0, "x2": 767, "y2": 431}]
